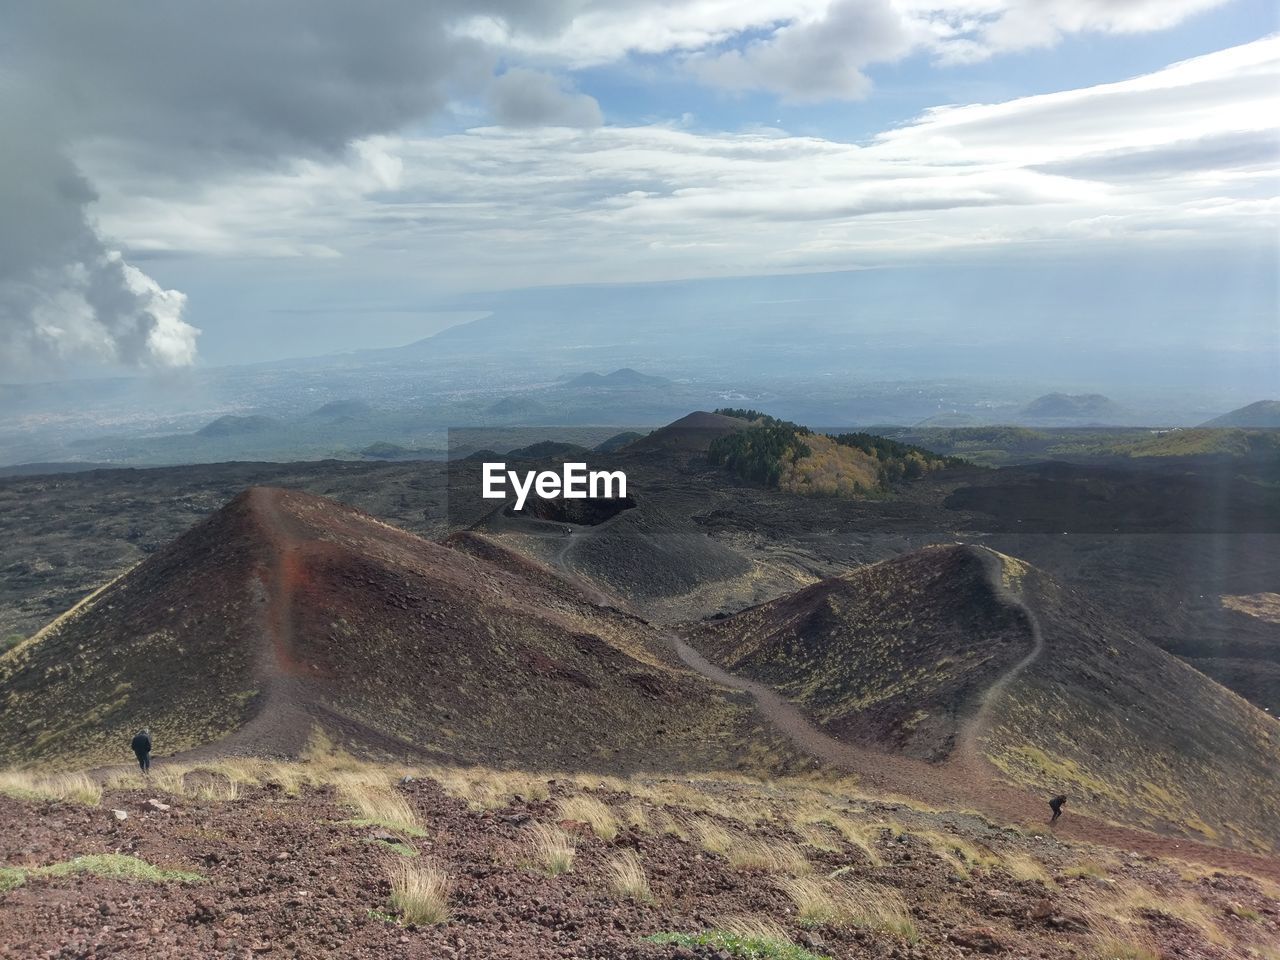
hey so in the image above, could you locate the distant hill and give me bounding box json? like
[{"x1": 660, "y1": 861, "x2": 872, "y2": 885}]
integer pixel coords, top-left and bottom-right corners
[
  {"x1": 704, "y1": 414, "x2": 959, "y2": 495},
  {"x1": 1020, "y1": 393, "x2": 1125, "y2": 422},
  {"x1": 626, "y1": 411, "x2": 754, "y2": 453},
  {"x1": 594, "y1": 431, "x2": 644, "y2": 453},
  {"x1": 505, "y1": 440, "x2": 591, "y2": 460},
  {"x1": 692, "y1": 544, "x2": 1280, "y2": 850},
  {"x1": 486, "y1": 395, "x2": 548, "y2": 418},
  {"x1": 308, "y1": 399, "x2": 373, "y2": 419},
  {"x1": 358, "y1": 442, "x2": 444, "y2": 461},
  {"x1": 1201, "y1": 400, "x2": 1280, "y2": 428},
  {"x1": 565, "y1": 368, "x2": 671, "y2": 389},
  {"x1": 195, "y1": 415, "x2": 280, "y2": 438},
  {"x1": 1122, "y1": 427, "x2": 1280, "y2": 459},
  {"x1": 0, "y1": 488, "x2": 749, "y2": 770}
]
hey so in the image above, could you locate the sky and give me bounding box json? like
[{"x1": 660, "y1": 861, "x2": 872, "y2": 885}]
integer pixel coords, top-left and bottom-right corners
[{"x1": 0, "y1": 0, "x2": 1277, "y2": 376}]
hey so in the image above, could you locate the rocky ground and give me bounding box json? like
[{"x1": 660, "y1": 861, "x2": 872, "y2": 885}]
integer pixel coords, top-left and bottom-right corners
[{"x1": 1, "y1": 758, "x2": 1276, "y2": 959}]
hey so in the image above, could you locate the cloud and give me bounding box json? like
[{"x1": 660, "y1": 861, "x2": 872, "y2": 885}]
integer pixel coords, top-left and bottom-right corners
[
  {"x1": 1, "y1": 1, "x2": 1263, "y2": 377},
  {"x1": 0, "y1": 0, "x2": 579, "y2": 375},
  {"x1": 490, "y1": 69, "x2": 603, "y2": 128},
  {"x1": 692, "y1": 0, "x2": 915, "y2": 101},
  {"x1": 913, "y1": 0, "x2": 1235, "y2": 61},
  {"x1": 83, "y1": 38, "x2": 1277, "y2": 295},
  {"x1": 0, "y1": 98, "x2": 198, "y2": 373},
  {"x1": 469, "y1": 0, "x2": 1234, "y2": 97}
]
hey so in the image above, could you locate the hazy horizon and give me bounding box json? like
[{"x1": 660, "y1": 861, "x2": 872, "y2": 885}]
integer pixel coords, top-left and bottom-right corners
[{"x1": 2, "y1": 2, "x2": 1277, "y2": 392}]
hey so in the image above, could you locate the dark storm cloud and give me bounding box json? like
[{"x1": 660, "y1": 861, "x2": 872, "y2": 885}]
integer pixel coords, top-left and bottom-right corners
[
  {"x1": 0, "y1": 0, "x2": 578, "y2": 373},
  {"x1": 490, "y1": 69, "x2": 603, "y2": 128}
]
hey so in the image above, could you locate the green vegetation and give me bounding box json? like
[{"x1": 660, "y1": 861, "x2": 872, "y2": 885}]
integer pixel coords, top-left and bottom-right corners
[
  {"x1": 707, "y1": 420, "x2": 812, "y2": 486},
  {"x1": 712, "y1": 408, "x2": 778, "y2": 423},
  {"x1": 1, "y1": 633, "x2": 23, "y2": 655},
  {"x1": 707, "y1": 412, "x2": 958, "y2": 495},
  {"x1": 869, "y1": 425, "x2": 1280, "y2": 467},
  {"x1": 0, "y1": 854, "x2": 204, "y2": 890},
  {"x1": 366, "y1": 837, "x2": 419, "y2": 857},
  {"x1": 831, "y1": 432, "x2": 964, "y2": 480},
  {"x1": 644, "y1": 931, "x2": 829, "y2": 960}
]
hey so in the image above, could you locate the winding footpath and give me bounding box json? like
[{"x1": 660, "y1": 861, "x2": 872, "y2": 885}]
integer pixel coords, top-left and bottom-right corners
[{"x1": 551, "y1": 524, "x2": 1280, "y2": 881}]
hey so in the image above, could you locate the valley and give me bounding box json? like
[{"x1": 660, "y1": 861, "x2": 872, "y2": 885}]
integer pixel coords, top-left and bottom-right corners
[{"x1": 2, "y1": 413, "x2": 1278, "y2": 959}]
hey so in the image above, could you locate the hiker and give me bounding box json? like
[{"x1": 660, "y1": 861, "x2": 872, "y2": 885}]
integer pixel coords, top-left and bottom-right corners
[
  {"x1": 131, "y1": 728, "x2": 152, "y2": 774},
  {"x1": 1049, "y1": 794, "x2": 1067, "y2": 825}
]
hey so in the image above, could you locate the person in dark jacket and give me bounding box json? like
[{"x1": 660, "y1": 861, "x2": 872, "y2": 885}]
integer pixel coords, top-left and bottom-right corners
[
  {"x1": 1049, "y1": 794, "x2": 1067, "y2": 824},
  {"x1": 131, "y1": 728, "x2": 152, "y2": 774}
]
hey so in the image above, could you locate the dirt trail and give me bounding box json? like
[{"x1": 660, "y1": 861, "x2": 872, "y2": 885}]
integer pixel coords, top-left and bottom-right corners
[
  {"x1": 950, "y1": 547, "x2": 1045, "y2": 774},
  {"x1": 552, "y1": 528, "x2": 1280, "y2": 880}
]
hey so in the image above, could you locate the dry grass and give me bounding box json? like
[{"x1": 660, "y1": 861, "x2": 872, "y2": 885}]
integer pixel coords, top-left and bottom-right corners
[
  {"x1": 336, "y1": 779, "x2": 425, "y2": 837},
  {"x1": 795, "y1": 810, "x2": 881, "y2": 866},
  {"x1": 913, "y1": 829, "x2": 997, "y2": 878},
  {"x1": 652, "y1": 810, "x2": 690, "y2": 840},
  {"x1": 691, "y1": 817, "x2": 735, "y2": 856},
  {"x1": 149, "y1": 766, "x2": 191, "y2": 796},
  {"x1": 620, "y1": 801, "x2": 650, "y2": 832},
  {"x1": 778, "y1": 876, "x2": 917, "y2": 940},
  {"x1": 525, "y1": 823, "x2": 576, "y2": 876},
  {"x1": 725, "y1": 836, "x2": 810, "y2": 875},
  {"x1": 1065, "y1": 859, "x2": 1109, "y2": 879},
  {"x1": 423, "y1": 765, "x2": 550, "y2": 811},
  {"x1": 190, "y1": 774, "x2": 240, "y2": 802},
  {"x1": 0, "y1": 770, "x2": 101, "y2": 806},
  {"x1": 260, "y1": 761, "x2": 311, "y2": 796},
  {"x1": 1078, "y1": 881, "x2": 1229, "y2": 957},
  {"x1": 557, "y1": 794, "x2": 619, "y2": 841},
  {"x1": 605, "y1": 850, "x2": 653, "y2": 902},
  {"x1": 716, "y1": 913, "x2": 800, "y2": 945},
  {"x1": 1000, "y1": 850, "x2": 1052, "y2": 885},
  {"x1": 387, "y1": 859, "x2": 452, "y2": 926}
]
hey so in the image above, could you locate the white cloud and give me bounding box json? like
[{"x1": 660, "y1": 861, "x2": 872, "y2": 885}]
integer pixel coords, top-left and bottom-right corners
[
  {"x1": 908, "y1": 0, "x2": 1235, "y2": 61},
  {"x1": 692, "y1": 0, "x2": 916, "y2": 101},
  {"x1": 84, "y1": 38, "x2": 1279, "y2": 292},
  {"x1": 467, "y1": 0, "x2": 1237, "y2": 97}
]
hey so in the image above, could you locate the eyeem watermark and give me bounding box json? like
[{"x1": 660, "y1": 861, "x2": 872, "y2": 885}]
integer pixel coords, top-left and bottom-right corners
[{"x1": 483, "y1": 462, "x2": 627, "y2": 511}]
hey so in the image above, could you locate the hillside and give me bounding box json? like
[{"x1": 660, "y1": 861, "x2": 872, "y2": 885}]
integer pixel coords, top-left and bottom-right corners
[
  {"x1": 691, "y1": 545, "x2": 1280, "y2": 852},
  {"x1": 706, "y1": 417, "x2": 957, "y2": 495},
  {"x1": 5, "y1": 759, "x2": 1277, "y2": 959},
  {"x1": 566, "y1": 369, "x2": 671, "y2": 388},
  {"x1": 1201, "y1": 400, "x2": 1280, "y2": 427},
  {"x1": 626, "y1": 411, "x2": 754, "y2": 453},
  {"x1": 0, "y1": 488, "x2": 752, "y2": 771},
  {"x1": 1020, "y1": 393, "x2": 1126, "y2": 423},
  {"x1": 195, "y1": 414, "x2": 280, "y2": 438}
]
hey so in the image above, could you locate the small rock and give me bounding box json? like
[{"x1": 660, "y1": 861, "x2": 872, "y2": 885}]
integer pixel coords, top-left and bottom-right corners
[
  {"x1": 111, "y1": 809, "x2": 128, "y2": 821},
  {"x1": 799, "y1": 931, "x2": 825, "y2": 950},
  {"x1": 1030, "y1": 898, "x2": 1055, "y2": 921},
  {"x1": 948, "y1": 925, "x2": 1005, "y2": 953},
  {"x1": 273, "y1": 852, "x2": 290, "y2": 862},
  {"x1": 144, "y1": 798, "x2": 170, "y2": 812}
]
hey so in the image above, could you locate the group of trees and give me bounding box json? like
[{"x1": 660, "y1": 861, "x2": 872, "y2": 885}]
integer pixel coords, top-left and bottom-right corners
[
  {"x1": 708, "y1": 412, "x2": 961, "y2": 498},
  {"x1": 706, "y1": 421, "x2": 812, "y2": 487}
]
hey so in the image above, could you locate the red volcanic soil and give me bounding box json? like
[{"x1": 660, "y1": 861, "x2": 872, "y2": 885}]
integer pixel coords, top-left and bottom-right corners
[
  {"x1": 0, "y1": 488, "x2": 751, "y2": 773},
  {"x1": 4, "y1": 773, "x2": 1278, "y2": 959},
  {"x1": 676, "y1": 545, "x2": 1280, "y2": 878}
]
